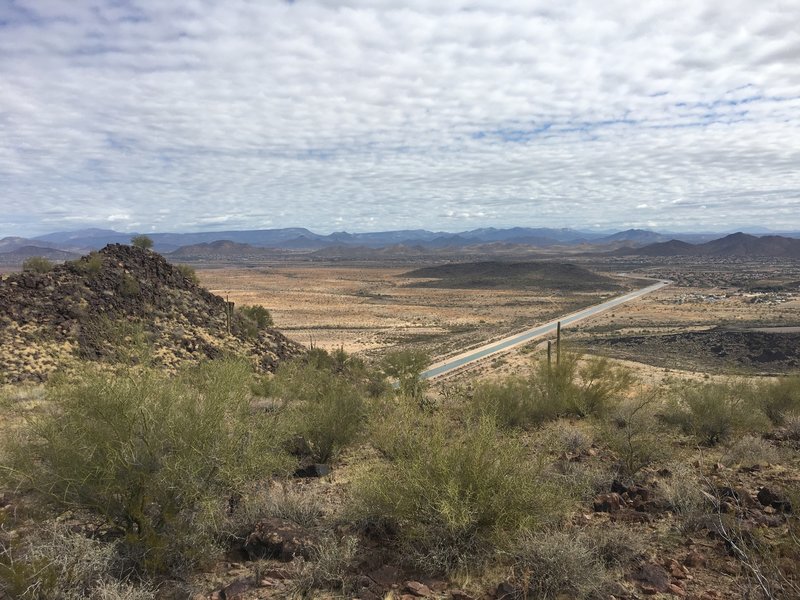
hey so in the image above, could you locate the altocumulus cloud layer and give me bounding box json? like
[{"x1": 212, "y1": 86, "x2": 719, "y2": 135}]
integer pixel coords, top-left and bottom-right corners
[{"x1": 1, "y1": 0, "x2": 799, "y2": 236}]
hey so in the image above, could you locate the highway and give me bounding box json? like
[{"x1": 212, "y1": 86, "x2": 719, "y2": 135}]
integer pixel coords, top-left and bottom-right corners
[{"x1": 420, "y1": 279, "x2": 671, "y2": 380}]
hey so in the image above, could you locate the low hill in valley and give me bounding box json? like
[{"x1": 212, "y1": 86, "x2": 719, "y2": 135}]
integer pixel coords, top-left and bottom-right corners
[
  {"x1": 167, "y1": 239, "x2": 273, "y2": 259},
  {"x1": 403, "y1": 260, "x2": 620, "y2": 291}
]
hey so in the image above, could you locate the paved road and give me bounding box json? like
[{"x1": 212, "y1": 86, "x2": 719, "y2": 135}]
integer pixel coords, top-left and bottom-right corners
[{"x1": 420, "y1": 279, "x2": 671, "y2": 380}]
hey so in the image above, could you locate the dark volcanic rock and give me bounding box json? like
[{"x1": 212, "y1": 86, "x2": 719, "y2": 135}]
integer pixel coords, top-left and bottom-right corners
[
  {"x1": 757, "y1": 486, "x2": 792, "y2": 512},
  {"x1": 591, "y1": 328, "x2": 800, "y2": 373},
  {"x1": 244, "y1": 517, "x2": 316, "y2": 561},
  {"x1": 0, "y1": 244, "x2": 303, "y2": 382}
]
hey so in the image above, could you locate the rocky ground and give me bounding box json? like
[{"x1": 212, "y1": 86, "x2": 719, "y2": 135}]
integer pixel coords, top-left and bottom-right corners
[
  {"x1": 0, "y1": 244, "x2": 303, "y2": 382},
  {"x1": 589, "y1": 328, "x2": 800, "y2": 374},
  {"x1": 166, "y1": 419, "x2": 800, "y2": 600}
]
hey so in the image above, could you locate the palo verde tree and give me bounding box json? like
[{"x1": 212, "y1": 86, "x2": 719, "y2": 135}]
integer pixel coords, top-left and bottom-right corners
[
  {"x1": 130, "y1": 234, "x2": 154, "y2": 250},
  {"x1": 382, "y1": 349, "x2": 430, "y2": 401}
]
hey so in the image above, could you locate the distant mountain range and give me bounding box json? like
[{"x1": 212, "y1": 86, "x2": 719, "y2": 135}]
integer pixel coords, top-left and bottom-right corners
[
  {"x1": 614, "y1": 232, "x2": 800, "y2": 258},
  {"x1": 2, "y1": 228, "x2": 800, "y2": 264}
]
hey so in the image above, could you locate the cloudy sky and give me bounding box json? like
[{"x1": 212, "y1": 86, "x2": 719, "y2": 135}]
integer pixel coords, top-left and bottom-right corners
[{"x1": 1, "y1": 0, "x2": 799, "y2": 237}]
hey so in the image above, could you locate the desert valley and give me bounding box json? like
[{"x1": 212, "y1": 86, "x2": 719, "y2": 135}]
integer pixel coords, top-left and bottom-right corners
[{"x1": 1, "y1": 228, "x2": 799, "y2": 600}]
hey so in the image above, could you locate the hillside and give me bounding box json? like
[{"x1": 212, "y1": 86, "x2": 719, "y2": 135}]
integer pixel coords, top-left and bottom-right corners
[
  {"x1": 167, "y1": 239, "x2": 273, "y2": 259},
  {"x1": 0, "y1": 245, "x2": 80, "y2": 265},
  {"x1": 0, "y1": 244, "x2": 302, "y2": 382},
  {"x1": 403, "y1": 260, "x2": 620, "y2": 291}
]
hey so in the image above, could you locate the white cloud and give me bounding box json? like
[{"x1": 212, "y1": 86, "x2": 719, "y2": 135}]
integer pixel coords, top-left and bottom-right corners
[{"x1": 0, "y1": 0, "x2": 799, "y2": 236}]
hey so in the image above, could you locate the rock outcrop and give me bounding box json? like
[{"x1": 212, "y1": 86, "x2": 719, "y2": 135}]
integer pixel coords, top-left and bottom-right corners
[{"x1": 0, "y1": 244, "x2": 303, "y2": 382}]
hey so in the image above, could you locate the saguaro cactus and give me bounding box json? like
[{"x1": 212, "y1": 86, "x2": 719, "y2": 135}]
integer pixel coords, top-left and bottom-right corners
[{"x1": 556, "y1": 321, "x2": 561, "y2": 365}]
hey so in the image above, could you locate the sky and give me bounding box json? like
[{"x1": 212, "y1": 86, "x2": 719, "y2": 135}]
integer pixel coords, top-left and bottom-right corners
[{"x1": 1, "y1": 0, "x2": 799, "y2": 237}]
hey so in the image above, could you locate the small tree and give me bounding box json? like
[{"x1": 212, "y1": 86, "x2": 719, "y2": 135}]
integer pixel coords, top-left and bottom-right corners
[
  {"x1": 239, "y1": 304, "x2": 273, "y2": 328},
  {"x1": 176, "y1": 263, "x2": 199, "y2": 285},
  {"x1": 21, "y1": 256, "x2": 54, "y2": 273},
  {"x1": 131, "y1": 234, "x2": 153, "y2": 250},
  {"x1": 382, "y1": 349, "x2": 429, "y2": 400}
]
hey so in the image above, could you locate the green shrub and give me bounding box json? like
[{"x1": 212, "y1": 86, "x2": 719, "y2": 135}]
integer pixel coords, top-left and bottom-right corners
[
  {"x1": 352, "y1": 415, "x2": 563, "y2": 574},
  {"x1": 286, "y1": 378, "x2": 366, "y2": 463},
  {"x1": 601, "y1": 394, "x2": 668, "y2": 476},
  {"x1": 757, "y1": 374, "x2": 800, "y2": 426},
  {"x1": 2, "y1": 360, "x2": 294, "y2": 575},
  {"x1": 293, "y1": 535, "x2": 359, "y2": 597},
  {"x1": 130, "y1": 235, "x2": 153, "y2": 250},
  {"x1": 468, "y1": 376, "x2": 555, "y2": 428},
  {"x1": 175, "y1": 263, "x2": 199, "y2": 285},
  {"x1": 70, "y1": 252, "x2": 104, "y2": 276},
  {"x1": 381, "y1": 349, "x2": 429, "y2": 400},
  {"x1": 21, "y1": 256, "x2": 53, "y2": 274},
  {"x1": 511, "y1": 529, "x2": 610, "y2": 600},
  {"x1": 119, "y1": 273, "x2": 140, "y2": 297},
  {"x1": 469, "y1": 353, "x2": 633, "y2": 430},
  {"x1": 369, "y1": 396, "x2": 430, "y2": 461},
  {"x1": 570, "y1": 356, "x2": 634, "y2": 417},
  {"x1": 529, "y1": 353, "x2": 633, "y2": 418},
  {"x1": 267, "y1": 357, "x2": 368, "y2": 463},
  {"x1": 662, "y1": 380, "x2": 769, "y2": 445},
  {"x1": 239, "y1": 304, "x2": 273, "y2": 329},
  {"x1": 0, "y1": 523, "x2": 155, "y2": 599}
]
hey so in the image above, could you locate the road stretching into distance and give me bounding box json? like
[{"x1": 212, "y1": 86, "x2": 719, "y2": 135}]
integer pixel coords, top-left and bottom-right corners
[{"x1": 420, "y1": 278, "x2": 671, "y2": 380}]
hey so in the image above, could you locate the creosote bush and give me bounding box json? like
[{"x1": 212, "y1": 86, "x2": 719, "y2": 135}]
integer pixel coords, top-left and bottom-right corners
[
  {"x1": 175, "y1": 263, "x2": 199, "y2": 285},
  {"x1": 119, "y1": 273, "x2": 140, "y2": 298},
  {"x1": 352, "y1": 415, "x2": 564, "y2": 574},
  {"x1": 756, "y1": 374, "x2": 800, "y2": 426},
  {"x1": 2, "y1": 359, "x2": 294, "y2": 576},
  {"x1": 511, "y1": 529, "x2": 611, "y2": 600},
  {"x1": 468, "y1": 376, "x2": 545, "y2": 428},
  {"x1": 468, "y1": 351, "x2": 634, "y2": 429},
  {"x1": 662, "y1": 380, "x2": 769, "y2": 445},
  {"x1": 21, "y1": 256, "x2": 54, "y2": 274},
  {"x1": 69, "y1": 252, "x2": 104, "y2": 276},
  {"x1": 601, "y1": 393, "x2": 668, "y2": 476},
  {"x1": 0, "y1": 523, "x2": 155, "y2": 600}
]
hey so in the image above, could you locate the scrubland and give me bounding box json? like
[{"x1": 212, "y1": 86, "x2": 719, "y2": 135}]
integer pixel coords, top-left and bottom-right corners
[
  {"x1": 2, "y1": 256, "x2": 800, "y2": 599},
  {"x1": 2, "y1": 345, "x2": 800, "y2": 599}
]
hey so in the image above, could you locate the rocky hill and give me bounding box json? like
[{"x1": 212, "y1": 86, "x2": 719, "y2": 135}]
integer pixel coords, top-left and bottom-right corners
[{"x1": 0, "y1": 244, "x2": 303, "y2": 382}]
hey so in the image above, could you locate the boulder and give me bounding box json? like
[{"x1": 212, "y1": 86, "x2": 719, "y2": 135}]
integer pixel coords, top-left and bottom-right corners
[
  {"x1": 243, "y1": 517, "x2": 316, "y2": 561},
  {"x1": 594, "y1": 492, "x2": 624, "y2": 513},
  {"x1": 630, "y1": 562, "x2": 671, "y2": 594},
  {"x1": 757, "y1": 486, "x2": 792, "y2": 512}
]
